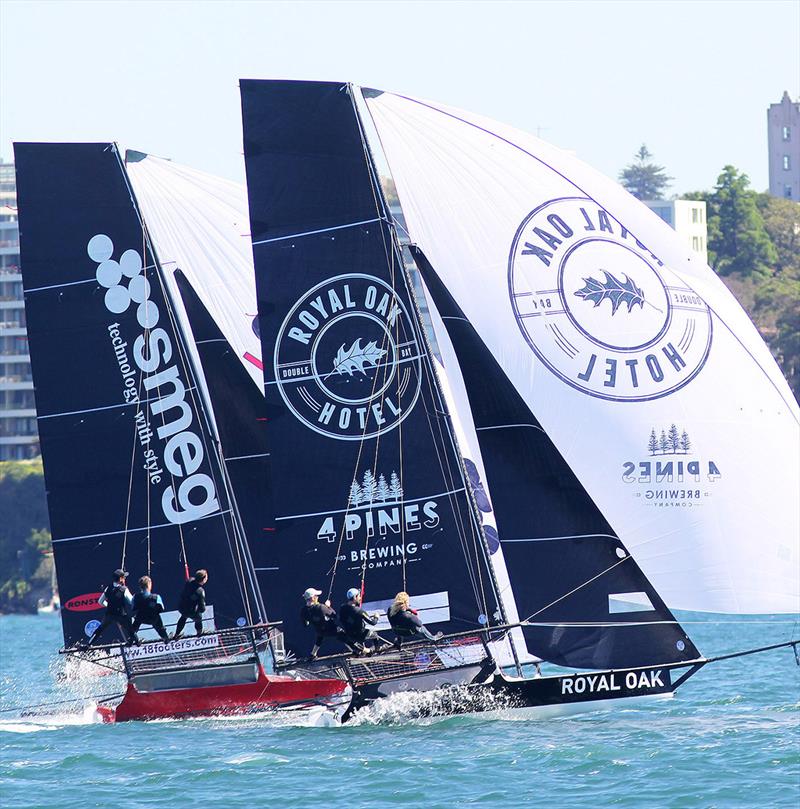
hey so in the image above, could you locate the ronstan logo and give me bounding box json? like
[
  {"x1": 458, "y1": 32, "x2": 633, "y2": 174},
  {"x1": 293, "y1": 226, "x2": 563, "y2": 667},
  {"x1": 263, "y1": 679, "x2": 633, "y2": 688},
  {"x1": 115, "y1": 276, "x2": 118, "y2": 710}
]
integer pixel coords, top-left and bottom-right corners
[
  {"x1": 274, "y1": 274, "x2": 422, "y2": 440},
  {"x1": 89, "y1": 234, "x2": 220, "y2": 525},
  {"x1": 508, "y1": 197, "x2": 713, "y2": 402},
  {"x1": 64, "y1": 592, "x2": 103, "y2": 612}
]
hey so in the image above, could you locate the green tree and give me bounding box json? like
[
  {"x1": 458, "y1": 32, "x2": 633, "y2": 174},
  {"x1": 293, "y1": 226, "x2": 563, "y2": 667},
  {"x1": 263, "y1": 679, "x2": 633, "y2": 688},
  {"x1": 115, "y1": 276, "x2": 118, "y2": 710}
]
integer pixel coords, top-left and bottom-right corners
[
  {"x1": 619, "y1": 145, "x2": 672, "y2": 200},
  {"x1": 706, "y1": 166, "x2": 777, "y2": 277},
  {"x1": 0, "y1": 459, "x2": 53, "y2": 613},
  {"x1": 756, "y1": 194, "x2": 800, "y2": 279}
]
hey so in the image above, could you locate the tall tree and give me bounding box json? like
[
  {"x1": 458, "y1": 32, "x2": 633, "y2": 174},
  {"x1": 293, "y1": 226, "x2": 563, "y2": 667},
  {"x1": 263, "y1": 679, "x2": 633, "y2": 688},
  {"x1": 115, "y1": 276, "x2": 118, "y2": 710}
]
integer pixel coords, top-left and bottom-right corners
[
  {"x1": 619, "y1": 144, "x2": 672, "y2": 200},
  {"x1": 706, "y1": 167, "x2": 777, "y2": 277}
]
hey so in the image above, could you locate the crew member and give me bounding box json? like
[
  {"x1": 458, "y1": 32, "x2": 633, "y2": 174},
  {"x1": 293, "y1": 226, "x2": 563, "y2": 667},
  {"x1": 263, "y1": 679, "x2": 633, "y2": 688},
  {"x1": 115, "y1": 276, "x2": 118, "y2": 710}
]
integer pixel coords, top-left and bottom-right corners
[
  {"x1": 301, "y1": 587, "x2": 360, "y2": 659},
  {"x1": 173, "y1": 569, "x2": 208, "y2": 640},
  {"x1": 131, "y1": 575, "x2": 169, "y2": 642},
  {"x1": 338, "y1": 587, "x2": 389, "y2": 654},
  {"x1": 85, "y1": 569, "x2": 137, "y2": 647},
  {"x1": 387, "y1": 591, "x2": 442, "y2": 650}
]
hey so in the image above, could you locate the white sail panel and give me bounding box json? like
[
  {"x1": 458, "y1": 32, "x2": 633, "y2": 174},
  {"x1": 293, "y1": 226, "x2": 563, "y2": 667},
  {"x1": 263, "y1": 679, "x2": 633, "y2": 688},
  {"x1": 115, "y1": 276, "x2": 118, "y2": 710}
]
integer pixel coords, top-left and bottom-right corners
[
  {"x1": 127, "y1": 153, "x2": 263, "y2": 390},
  {"x1": 366, "y1": 91, "x2": 800, "y2": 613}
]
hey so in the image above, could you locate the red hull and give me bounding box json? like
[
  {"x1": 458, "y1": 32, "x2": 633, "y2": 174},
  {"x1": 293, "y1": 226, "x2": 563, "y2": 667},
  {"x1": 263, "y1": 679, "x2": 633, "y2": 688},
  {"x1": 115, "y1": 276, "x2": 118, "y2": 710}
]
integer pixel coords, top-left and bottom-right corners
[{"x1": 104, "y1": 665, "x2": 349, "y2": 722}]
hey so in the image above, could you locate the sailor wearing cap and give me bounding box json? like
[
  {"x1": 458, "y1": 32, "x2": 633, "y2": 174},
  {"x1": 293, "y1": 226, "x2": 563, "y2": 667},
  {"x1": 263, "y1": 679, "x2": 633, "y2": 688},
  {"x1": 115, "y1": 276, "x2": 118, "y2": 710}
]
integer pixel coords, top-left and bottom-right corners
[
  {"x1": 338, "y1": 587, "x2": 389, "y2": 654},
  {"x1": 84, "y1": 568, "x2": 138, "y2": 647},
  {"x1": 300, "y1": 587, "x2": 360, "y2": 659}
]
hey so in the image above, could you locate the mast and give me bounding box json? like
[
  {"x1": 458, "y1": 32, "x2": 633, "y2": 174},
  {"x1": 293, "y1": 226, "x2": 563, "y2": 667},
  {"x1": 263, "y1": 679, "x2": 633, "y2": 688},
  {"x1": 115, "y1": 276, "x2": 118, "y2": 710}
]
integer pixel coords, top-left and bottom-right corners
[
  {"x1": 348, "y1": 87, "x2": 521, "y2": 670},
  {"x1": 116, "y1": 146, "x2": 263, "y2": 626}
]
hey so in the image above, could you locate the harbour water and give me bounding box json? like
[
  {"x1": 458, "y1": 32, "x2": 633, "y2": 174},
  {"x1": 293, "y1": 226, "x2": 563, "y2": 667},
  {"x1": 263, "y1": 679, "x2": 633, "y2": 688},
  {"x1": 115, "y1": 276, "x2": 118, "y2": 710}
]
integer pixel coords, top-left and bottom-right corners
[{"x1": 1, "y1": 613, "x2": 798, "y2": 808}]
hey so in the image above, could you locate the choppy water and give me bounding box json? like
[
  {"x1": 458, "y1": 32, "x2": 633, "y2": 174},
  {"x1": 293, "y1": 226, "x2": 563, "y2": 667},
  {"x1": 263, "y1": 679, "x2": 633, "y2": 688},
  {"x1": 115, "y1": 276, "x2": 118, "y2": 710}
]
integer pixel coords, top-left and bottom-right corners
[{"x1": 1, "y1": 614, "x2": 798, "y2": 808}]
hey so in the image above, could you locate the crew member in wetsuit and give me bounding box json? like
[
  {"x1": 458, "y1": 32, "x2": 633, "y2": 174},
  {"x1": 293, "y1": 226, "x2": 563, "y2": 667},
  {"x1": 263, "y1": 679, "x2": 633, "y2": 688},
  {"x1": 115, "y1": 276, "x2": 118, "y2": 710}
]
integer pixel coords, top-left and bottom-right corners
[
  {"x1": 387, "y1": 591, "x2": 443, "y2": 650},
  {"x1": 131, "y1": 575, "x2": 169, "y2": 642},
  {"x1": 85, "y1": 569, "x2": 137, "y2": 647},
  {"x1": 173, "y1": 569, "x2": 208, "y2": 640},
  {"x1": 301, "y1": 587, "x2": 361, "y2": 659},
  {"x1": 338, "y1": 587, "x2": 390, "y2": 654}
]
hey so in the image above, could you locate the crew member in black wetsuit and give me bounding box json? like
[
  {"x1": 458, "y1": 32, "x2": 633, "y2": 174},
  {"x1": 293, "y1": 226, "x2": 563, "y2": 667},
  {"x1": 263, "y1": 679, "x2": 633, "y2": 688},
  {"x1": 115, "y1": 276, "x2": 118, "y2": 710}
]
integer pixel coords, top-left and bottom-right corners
[
  {"x1": 301, "y1": 587, "x2": 360, "y2": 659},
  {"x1": 131, "y1": 575, "x2": 169, "y2": 642},
  {"x1": 172, "y1": 569, "x2": 208, "y2": 640},
  {"x1": 339, "y1": 587, "x2": 390, "y2": 654},
  {"x1": 85, "y1": 569, "x2": 137, "y2": 647},
  {"x1": 387, "y1": 591, "x2": 443, "y2": 650}
]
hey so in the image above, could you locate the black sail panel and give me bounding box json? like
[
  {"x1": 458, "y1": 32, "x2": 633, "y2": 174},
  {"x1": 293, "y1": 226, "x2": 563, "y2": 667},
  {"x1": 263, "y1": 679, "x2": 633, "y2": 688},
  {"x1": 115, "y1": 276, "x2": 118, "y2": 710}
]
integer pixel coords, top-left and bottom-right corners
[
  {"x1": 173, "y1": 269, "x2": 273, "y2": 596},
  {"x1": 14, "y1": 142, "x2": 260, "y2": 646},
  {"x1": 411, "y1": 245, "x2": 700, "y2": 669},
  {"x1": 241, "y1": 80, "x2": 499, "y2": 657}
]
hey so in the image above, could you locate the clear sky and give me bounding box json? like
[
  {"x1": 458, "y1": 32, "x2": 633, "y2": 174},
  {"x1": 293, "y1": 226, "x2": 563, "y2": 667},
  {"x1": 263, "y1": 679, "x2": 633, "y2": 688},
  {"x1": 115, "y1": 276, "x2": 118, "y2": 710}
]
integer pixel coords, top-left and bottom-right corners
[{"x1": 1, "y1": 0, "x2": 798, "y2": 195}]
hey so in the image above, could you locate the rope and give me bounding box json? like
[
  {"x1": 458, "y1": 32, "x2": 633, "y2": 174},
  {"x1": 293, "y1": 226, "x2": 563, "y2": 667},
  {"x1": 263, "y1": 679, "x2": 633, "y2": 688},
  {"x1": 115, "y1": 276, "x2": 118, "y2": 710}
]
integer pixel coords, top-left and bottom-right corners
[{"x1": 0, "y1": 693, "x2": 125, "y2": 715}]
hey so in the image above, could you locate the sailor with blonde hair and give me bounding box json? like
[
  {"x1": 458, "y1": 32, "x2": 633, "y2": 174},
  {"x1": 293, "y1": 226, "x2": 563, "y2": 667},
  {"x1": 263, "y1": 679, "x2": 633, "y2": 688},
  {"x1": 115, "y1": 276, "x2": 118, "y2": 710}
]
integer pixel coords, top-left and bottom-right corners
[{"x1": 387, "y1": 591, "x2": 442, "y2": 649}]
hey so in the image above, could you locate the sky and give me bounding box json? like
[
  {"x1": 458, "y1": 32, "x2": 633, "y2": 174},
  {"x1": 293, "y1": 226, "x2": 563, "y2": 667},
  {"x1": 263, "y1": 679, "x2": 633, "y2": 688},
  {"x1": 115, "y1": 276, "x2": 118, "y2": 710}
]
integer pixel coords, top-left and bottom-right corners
[{"x1": 1, "y1": 0, "x2": 798, "y2": 195}]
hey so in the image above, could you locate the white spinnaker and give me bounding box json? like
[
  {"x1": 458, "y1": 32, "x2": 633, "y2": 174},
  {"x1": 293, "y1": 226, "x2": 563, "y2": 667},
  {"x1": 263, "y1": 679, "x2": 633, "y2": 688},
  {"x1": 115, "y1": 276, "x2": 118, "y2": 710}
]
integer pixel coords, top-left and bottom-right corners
[
  {"x1": 366, "y1": 91, "x2": 800, "y2": 614},
  {"x1": 127, "y1": 153, "x2": 264, "y2": 390}
]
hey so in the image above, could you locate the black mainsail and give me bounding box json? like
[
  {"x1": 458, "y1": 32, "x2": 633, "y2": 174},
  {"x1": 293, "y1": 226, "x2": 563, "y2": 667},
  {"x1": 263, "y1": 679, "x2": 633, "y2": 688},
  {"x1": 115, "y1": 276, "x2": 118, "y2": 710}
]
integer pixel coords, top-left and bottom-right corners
[
  {"x1": 411, "y1": 245, "x2": 700, "y2": 669},
  {"x1": 240, "y1": 80, "x2": 502, "y2": 658},
  {"x1": 15, "y1": 143, "x2": 263, "y2": 646},
  {"x1": 173, "y1": 269, "x2": 274, "y2": 593}
]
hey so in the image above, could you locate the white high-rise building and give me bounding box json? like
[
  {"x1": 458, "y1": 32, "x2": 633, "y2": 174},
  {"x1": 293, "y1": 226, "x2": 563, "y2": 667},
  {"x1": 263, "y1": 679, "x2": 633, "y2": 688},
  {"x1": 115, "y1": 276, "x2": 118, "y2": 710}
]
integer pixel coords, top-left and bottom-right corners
[
  {"x1": 0, "y1": 161, "x2": 39, "y2": 460},
  {"x1": 768, "y1": 91, "x2": 800, "y2": 200},
  {"x1": 643, "y1": 199, "x2": 708, "y2": 265}
]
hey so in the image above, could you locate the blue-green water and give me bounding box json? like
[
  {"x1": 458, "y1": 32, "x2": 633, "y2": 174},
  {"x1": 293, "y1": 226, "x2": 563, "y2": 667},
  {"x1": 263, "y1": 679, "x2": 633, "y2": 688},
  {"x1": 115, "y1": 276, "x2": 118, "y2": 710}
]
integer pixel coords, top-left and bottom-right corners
[{"x1": 1, "y1": 614, "x2": 798, "y2": 808}]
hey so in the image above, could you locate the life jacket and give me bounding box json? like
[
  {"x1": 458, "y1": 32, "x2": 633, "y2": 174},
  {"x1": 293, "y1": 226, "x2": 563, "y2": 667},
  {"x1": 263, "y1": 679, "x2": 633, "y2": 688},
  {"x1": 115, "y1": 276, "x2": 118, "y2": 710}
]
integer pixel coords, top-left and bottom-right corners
[
  {"x1": 179, "y1": 580, "x2": 206, "y2": 615},
  {"x1": 104, "y1": 583, "x2": 128, "y2": 617},
  {"x1": 387, "y1": 606, "x2": 421, "y2": 633},
  {"x1": 338, "y1": 602, "x2": 367, "y2": 639},
  {"x1": 301, "y1": 602, "x2": 338, "y2": 636},
  {"x1": 133, "y1": 591, "x2": 162, "y2": 623}
]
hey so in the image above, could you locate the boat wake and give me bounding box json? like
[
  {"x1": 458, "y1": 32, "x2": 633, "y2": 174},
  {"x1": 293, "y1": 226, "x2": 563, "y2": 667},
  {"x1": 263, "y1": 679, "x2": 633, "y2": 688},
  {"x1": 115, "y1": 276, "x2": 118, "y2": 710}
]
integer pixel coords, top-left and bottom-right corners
[
  {"x1": 346, "y1": 684, "x2": 520, "y2": 726},
  {"x1": 0, "y1": 703, "x2": 106, "y2": 732}
]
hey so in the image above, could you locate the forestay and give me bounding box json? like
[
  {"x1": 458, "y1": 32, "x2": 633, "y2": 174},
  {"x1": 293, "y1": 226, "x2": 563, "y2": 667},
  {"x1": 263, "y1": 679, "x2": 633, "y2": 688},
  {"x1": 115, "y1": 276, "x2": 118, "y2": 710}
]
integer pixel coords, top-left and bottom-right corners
[
  {"x1": 14, "y1": 143, "x2": 263, "y2": 646},
  {"x1": 239, "y1": 80, "x2": 503, "y2": 658},
  {"x1": 364, "y1": 91, "x2": 800, "y2": 614}
]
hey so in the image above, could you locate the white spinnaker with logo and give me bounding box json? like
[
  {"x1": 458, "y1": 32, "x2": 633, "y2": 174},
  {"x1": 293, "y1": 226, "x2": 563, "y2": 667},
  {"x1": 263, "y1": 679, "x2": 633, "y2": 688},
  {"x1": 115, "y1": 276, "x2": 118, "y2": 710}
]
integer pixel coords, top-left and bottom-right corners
[
  {"x1": 365, "y1": 90, "x2": 800, "y2": 614},
  {"x1": 126, "y1": 153, "x2": 264, "y2": 390}
]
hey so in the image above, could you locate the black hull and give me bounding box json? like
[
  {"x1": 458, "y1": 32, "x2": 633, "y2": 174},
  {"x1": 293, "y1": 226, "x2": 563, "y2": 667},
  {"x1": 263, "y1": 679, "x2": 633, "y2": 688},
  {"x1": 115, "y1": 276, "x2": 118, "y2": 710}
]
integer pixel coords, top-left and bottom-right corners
[{"x1": 344, "y1": 664, "x2": 681, "y2": 722}]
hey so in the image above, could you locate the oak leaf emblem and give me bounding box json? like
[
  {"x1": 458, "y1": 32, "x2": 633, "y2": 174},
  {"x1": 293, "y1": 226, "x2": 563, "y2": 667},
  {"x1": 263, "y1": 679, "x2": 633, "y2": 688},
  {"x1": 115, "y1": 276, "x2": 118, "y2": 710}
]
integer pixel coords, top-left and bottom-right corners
[
  {"x1": 329, "y1": 338, "x2": 387, "y2": 377},
  {"x1": 573, "y1": 270, "x2": 646, "y2": 315}
]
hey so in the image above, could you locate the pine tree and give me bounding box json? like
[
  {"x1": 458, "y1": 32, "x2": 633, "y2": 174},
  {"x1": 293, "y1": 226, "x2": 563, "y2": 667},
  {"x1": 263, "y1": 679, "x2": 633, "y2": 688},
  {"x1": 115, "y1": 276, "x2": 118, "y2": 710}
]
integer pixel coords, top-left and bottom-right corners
[
  {"x1": 388, "y1": 471, "x2": 403, "y2": 501},
  {"x1": 648, "y1": 429, "x2": 658, "y2": 455},
  {"x1": 659, "y1": 429, "x2": 669, "y2": 454},
  {"x1": 668, "y1": 424, "x2": 680, "y2": 453},
  {"x1": 680, "y1": 430, "x2": 691, "y2": 454},
  {"x1": 361, "y1": 469, "x2": 377, "y2": 503},
  {"x1": 376, "y1": 474, "x2": 390, "y2": 502},
  {"x1": 619, "y1": 145, "x2": 672, "y2": 200},
  {"x1": 348, "y1": 479, "x2": 363, "y2": 507}
]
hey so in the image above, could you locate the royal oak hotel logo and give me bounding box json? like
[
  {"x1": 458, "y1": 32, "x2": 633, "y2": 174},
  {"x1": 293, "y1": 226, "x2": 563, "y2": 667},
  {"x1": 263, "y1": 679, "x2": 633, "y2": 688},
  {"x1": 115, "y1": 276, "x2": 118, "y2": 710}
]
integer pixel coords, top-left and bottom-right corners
[
  {"x1": 274, "y1": 273, "x2": 422, "y2": 440},
  {"x1": 508, "y1": 197, "x2": 713, "y2": 402}
]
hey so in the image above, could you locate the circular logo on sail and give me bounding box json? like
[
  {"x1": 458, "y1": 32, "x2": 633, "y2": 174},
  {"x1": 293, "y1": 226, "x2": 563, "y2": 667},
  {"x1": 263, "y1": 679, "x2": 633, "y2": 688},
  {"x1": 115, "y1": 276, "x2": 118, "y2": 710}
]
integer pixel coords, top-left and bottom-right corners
[
  {"x1": 274, "y1": 274, "x2": 422, "y2": 440},
  {"x1": 508, "y1": 197, "x2": 712, "y2": 402}
]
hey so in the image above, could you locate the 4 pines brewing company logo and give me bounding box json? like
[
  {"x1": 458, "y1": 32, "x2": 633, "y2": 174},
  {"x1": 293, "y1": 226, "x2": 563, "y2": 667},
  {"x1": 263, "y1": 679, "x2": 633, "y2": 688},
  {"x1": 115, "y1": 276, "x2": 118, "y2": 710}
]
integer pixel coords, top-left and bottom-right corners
[
  {"x1": 508, "y1": 197, "x2": 713, "y2": 402},
  {"x1": 274, "y1": 274, "x2": 422, "y2": 440},
  {"x1": 622, "y1": 424, "x2": 722, "y2": 507}
]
